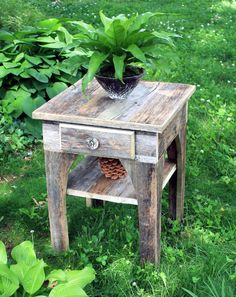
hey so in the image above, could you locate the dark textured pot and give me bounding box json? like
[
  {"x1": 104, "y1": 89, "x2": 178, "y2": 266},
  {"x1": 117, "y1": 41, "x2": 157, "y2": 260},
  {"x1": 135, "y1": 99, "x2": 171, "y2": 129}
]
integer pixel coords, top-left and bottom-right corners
[{"x1": 95, "y1": 68, "x2": 144, "y2": 100}]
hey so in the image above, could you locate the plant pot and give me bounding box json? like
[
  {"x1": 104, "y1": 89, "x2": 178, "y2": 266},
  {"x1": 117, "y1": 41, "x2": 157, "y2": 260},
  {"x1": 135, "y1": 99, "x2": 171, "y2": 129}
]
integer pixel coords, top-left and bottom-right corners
[
  {"x1": 95, "y1": 67, "x2": 144, "y2": 100},
  {"x1": 98, "y1": 157, "x2": 127, "y2": 180}
]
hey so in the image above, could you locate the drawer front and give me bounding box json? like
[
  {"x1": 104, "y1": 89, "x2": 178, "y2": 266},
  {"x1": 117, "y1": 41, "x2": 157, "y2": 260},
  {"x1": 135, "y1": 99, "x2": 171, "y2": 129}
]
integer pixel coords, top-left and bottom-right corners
[{"x1": 60, "y1": 124, "x2": 135, "y2": 159}]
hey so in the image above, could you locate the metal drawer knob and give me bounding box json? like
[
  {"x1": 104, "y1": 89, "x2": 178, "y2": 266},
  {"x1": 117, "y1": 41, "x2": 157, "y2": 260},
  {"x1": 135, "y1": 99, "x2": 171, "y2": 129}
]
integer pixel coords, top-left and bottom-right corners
[{"x1": 86, "y1": 137, "x2": 100, "y2": 150}]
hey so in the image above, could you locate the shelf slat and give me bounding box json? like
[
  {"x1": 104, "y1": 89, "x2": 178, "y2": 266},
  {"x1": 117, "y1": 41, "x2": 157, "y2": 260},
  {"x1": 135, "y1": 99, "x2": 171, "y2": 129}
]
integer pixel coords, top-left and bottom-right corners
[{"x1": 67, "y1": 157, "x2": 176, "y2": 205}]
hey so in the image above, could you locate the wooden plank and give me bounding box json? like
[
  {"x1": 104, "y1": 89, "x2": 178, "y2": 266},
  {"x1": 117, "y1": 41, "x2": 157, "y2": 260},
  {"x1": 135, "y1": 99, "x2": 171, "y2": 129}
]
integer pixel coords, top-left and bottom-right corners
[
  {"x1": 158, "y1": 105, "x2": 187, "y2": 158},
  {"x1": 130, "y1": 156, "x2": 165, "y2": 265},
  {"x1": 175, "y1": 124, "x2": 186, "y2": 220},
  {"x1": 60, "y1": 124, "x2": 135, "y2": 159},
  {"x1": 43, "y1": 123, "x2": 157, "y2": 162},
  {"x1": 33, "y1": 80, "x2": 196, "y2": 133},
  {"x1": 136, "y1": 132, "x2": 157, "y2": 163},
  {"x1": 45, "y1": 151, "x2": 76, "y2": 251},
  {"x1": 67, "y1": 157, "x2": 176, "y2": 205},
  {"x1": 43, "y1": 122, "x2": 60, "y2": 152},
  {"x1": 67, "y1": 156, "x2": 137, "y2": 204}
]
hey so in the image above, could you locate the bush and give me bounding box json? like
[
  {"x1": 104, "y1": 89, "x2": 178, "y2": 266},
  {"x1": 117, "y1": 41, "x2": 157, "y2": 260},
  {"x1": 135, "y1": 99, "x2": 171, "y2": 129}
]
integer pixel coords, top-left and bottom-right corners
[{"x1": 0, "y1": 18, "x2": 83, "y2": 136}]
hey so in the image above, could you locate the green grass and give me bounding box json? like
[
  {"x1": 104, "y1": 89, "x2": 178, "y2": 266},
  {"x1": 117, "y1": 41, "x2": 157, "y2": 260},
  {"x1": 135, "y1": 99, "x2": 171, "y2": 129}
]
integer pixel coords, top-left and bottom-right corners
[{"x1": 0, "y1": 0, "x2": 236, "y2": 296}]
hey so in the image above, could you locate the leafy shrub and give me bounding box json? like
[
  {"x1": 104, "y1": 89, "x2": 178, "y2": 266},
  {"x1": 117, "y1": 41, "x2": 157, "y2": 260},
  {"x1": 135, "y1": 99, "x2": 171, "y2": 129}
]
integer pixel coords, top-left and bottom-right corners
[
  {"x1": 0, "y1": 240, "x2": 95, "y2": 297},
  {"x1": 0, "y1": 18, "x2": 82, "y2": 136}
]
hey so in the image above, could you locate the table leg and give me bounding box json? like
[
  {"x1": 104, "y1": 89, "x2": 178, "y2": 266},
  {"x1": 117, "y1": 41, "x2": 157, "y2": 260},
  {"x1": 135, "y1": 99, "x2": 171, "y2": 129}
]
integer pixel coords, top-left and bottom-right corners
[
  {"x1": 44, "y1": 150, "x2": 75, "y2": 251},
  {"x1": 125, "y1": 156, "x2": 164, "y2": 265},
  {"x1": 86, "y1": 198, "x2": 104, "y2": 207},
  {"x1": 167, "y1": 125, "x2": 186, "y2": 221}
]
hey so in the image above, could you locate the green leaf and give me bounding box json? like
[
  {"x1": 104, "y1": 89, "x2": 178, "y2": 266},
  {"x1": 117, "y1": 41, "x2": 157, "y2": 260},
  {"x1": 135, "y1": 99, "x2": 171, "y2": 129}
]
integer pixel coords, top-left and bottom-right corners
[
  {"x1": 14, "y1": 53, "x2": 24, "y2": 62},
  {"x1": 11, "y1": 241, "x2": 37, "y2": 266},
  {"x1": 82, "y1": 52, "x2": 107, "y2": 93},
  {"x1": 182, "y1": 288, "x2": 199, "y2": 297},
  {"x1": 129, "y1": 12, "x2": 163, "y2": 32},
  {"x1": 46, "y1": 269, "x2": 66, "y2": 284},
  {"x1": 41, "y1": 41, "x2": 66, "y2": 49},
  {"x1": 0, "y1": 241, "x2": 7, "y2": 264},
  {"x1": 0, "y1": 30, "x2": 14, "y2": 41},
  {"x1": 99, "y1": 11, "x2": 113, "y2": 32},
  {"x1": 65, "y1": 267, "x2": 96, "y2": 289},
  {"x1": 0, "y1": 66, "x2": 9, "y2": 79},
  {"x1": 0, "y1": 264, "x2": 19, "y2": 297},
  {"x1": 0, "y1": 53, "x2": 10, "y2": 63},
  {"x1": 20, "y1": 60, "x2": 33, "y2": 70},
  {"x1": 38, "y1": 18, "x2": 61, "y2": 31},
  {"x1": 69, "y1": 21, "x2": 95, "y2": 35},
  {"x1": 22, "y1": 96, "x2": 46, "y2": 117},
  {"x1": 126, "y1": 44, "x2": 146, "y2": 63},
  {"x1": 26, "y1": 68, "x2": 49, "y2": 83},
  {"x1": 57, "y1": 26, "x2": 73, "y2": 45},
  {"x1": 104, "y1": 19, "x2": 126, "y2": 46},
  {"x1": 25, "y1": 55, "x2": 42, "y2": 65},
  {"x1": 39, "y1": 68, "x2": 53, "y2": 78},
  {"x1": 22, "y1": 260, "x2": 46, "y2": 295},
  {"x1": 2, "y1": 62, "x2": 21, "y2": 69},
  {"x1": 49, "y1": 283, "x2": 88, "y2": 297},
  {"x1": 10, "y1": 263, "x2": 30, "y2": 283},
  {"x1": 25, "y1": 118, "x2": 42, "y2": 138},
  {"x1": 20, "y1": 82, "x2": 37, "y2": 94},
  {"x1": 46, "y1": 82, "x2": 67, "y2": 98},
  {"x1": 152, "y1": 31, "x2": 176, "y2": 47},
  {"x1": 37, "y1": 36, "x2": 56, "y2": 43},
  {"x1": 113, "y1": 54, "x2": 126, "y2": 81},
  {"x1": 41, "y1": 57, "x2": 56, "y2": 66}
]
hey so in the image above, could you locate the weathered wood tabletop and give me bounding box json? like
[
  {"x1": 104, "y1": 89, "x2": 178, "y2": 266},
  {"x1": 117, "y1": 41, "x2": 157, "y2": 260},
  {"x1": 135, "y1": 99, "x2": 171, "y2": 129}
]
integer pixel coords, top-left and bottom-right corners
[{"x1": 33, "y1": 79, "x2": 195, "y2": 132}]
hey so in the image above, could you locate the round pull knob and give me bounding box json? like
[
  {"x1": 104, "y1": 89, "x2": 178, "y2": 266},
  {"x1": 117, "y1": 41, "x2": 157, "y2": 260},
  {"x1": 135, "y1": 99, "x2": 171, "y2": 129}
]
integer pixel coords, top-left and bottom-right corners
[{"x1": 86, "y1": 137, "x2": 100, "y2": 150}]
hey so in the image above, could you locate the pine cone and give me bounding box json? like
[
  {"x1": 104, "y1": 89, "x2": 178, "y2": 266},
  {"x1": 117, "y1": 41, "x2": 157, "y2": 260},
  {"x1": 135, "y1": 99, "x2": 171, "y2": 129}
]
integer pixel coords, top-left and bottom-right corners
[{"x1": 99, "y1": 158, "x2": 127, "y2": 180}]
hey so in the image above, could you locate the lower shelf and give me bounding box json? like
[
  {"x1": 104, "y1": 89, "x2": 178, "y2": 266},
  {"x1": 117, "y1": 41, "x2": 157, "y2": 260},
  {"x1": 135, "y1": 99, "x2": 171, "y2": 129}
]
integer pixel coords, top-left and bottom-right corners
[{"x1": 67, "y1": 156, "x2": 176, "y2": 205}]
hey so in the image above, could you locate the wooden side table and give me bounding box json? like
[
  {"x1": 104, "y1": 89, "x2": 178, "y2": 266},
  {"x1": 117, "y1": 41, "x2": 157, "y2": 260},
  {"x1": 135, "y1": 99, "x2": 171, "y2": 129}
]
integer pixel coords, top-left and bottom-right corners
[{"x1": 33, "y1": 80, "x2": 195, "y2": 265}]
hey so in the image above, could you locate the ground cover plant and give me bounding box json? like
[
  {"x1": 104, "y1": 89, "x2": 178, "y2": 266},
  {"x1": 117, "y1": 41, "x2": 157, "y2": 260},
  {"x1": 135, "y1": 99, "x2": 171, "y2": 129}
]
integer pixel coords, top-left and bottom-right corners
[
  {"x1": 0, "y1": 240, "x2": 95, "y2": 296},
  {"x1": 0, "y1": 0, "x2": 236, "y2": 296}
]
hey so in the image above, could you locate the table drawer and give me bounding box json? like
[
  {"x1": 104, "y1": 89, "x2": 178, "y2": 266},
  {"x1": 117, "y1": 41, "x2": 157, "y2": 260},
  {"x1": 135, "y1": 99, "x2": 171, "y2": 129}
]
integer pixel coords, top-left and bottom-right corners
[{"x1": 60, "y1": 124, "x2": 135, "y2": 159}]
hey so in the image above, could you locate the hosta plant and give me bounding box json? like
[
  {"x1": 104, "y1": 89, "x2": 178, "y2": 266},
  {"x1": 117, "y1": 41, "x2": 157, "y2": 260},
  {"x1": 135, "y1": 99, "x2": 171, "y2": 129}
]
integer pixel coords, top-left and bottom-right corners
[
  {"x1": 0, "y1": 18, "x2": 83, "y2": 136},
  {"x1": 69, "y1": 11, "x2": 180, "y2": 96},
  {"x1": 0, "y1": 241, "x2": 95, "y2": 297}
]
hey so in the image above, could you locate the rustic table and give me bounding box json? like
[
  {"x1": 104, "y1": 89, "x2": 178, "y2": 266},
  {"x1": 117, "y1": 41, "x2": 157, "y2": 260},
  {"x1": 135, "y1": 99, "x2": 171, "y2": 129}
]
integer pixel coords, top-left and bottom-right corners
[{"x1": 33, "y1": 79, "x2": 195, "y2": 265}]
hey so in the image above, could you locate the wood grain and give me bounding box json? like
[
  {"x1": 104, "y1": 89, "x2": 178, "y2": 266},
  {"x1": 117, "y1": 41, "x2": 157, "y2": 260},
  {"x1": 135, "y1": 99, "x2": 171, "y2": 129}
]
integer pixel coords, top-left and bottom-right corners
[
  {"x1": 33, "y1": 80, "x2": 196, "y2": 133},
  {"x1": 128, "y1": 156, "x2": 165, "y2": 265},
  {"x1": 45, "y1": 150, "x2": 76, "y2": 251},
  {"x1": 60, "y1": 124, "x2": 135, "y2": 159},
  {"x1": 67, "y1": 156, "x2": 176, "y2": 205},
  {"x1": 175, "y1": 124, "x2": 187, "y2": 220},
  {"x1": 158, "y1": 104, "x2": 187, "y2": 158}
]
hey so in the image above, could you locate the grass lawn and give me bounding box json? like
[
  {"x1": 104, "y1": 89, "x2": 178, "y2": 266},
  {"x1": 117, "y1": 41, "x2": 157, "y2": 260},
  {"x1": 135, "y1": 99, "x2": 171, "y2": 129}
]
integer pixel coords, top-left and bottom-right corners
[{"x1": 0, "y1": 0, "x2": 236, "y2": 296}]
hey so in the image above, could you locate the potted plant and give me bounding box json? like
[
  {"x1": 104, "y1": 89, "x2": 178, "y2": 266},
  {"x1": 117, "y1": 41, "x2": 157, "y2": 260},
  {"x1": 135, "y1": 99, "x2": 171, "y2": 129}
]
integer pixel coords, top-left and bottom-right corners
[{"x1": 69, "y1": 11, "x2": 179, "y2": 99}]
